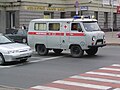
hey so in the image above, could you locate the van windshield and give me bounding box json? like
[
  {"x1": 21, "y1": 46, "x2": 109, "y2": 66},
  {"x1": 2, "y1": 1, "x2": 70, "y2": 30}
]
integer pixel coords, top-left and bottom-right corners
[{"x1": 82, "y1": 21, "x2": 101, "y2": 32}]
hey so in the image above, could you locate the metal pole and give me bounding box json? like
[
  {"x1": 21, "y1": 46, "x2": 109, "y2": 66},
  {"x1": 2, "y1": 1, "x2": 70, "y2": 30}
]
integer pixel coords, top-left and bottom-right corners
[
  {"x1": 75, "y1": 0, "x2": 79, "y2": 15},
  {"x1": 110, "y1": 0, "x2": 113, "y2": 37}
]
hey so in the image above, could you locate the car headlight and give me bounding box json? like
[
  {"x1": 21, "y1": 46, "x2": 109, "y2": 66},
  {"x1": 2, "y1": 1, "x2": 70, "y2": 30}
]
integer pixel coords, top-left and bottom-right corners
[
  {"x1": 29, "y1": 48, "x2": 32, "y2": 51},
  {"x1": 7, "y1": 50, "x2": 19, "y2": 54},
  {"x1": 92, "y1": 36, "x2": 96, "y2": 41}
]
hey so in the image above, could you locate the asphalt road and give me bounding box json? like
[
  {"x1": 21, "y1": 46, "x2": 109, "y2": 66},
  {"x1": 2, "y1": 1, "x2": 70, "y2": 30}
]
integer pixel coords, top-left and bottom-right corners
[{"x1": 0, "y1": 46, "x2": 120, "y2": 89}]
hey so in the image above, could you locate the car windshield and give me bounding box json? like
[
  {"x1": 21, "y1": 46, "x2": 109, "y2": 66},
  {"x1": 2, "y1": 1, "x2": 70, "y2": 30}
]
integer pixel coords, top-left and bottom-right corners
[
  {"x1": 82, "y1": 21, "x2": 101, "y2": 32},
  {"x1": 0, "y1": 36, "x2": 13, "y2": 44},
  {"x1": 11, "y1": 29, "x2": 27, "y2": 35},
  {"x1": 17, "y1": 30, "x2": 27, "y2": 35}
]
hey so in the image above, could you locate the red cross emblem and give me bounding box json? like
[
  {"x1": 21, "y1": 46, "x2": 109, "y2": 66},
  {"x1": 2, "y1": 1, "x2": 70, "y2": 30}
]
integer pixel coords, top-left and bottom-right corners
[{"x1": 64, "y1": 25, "x2": 67, "y2": 29}]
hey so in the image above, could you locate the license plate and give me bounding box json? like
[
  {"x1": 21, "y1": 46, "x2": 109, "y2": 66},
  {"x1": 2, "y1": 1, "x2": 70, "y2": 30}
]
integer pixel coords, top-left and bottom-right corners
[{"x1": 20, "y1": 53, "x2": 29, "y2": 57}]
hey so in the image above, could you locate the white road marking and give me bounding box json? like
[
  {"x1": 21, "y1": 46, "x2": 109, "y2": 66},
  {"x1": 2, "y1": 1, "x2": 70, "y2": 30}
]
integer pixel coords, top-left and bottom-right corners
[
  {"x1": 29, "y1": 56, "x2": 64, "y2": 63},
  {"x1": 86, "y1": 71, "x2": 120, "y2": 77},
  {"x1": 53, "y1": 80, "x2": 111, "y2": 89},
  {"x1": 0, "y1": 56, "x2": 64, "y2": 69},
  {"x1": 31, "y1": 85, "x2": 66, "y2": 90},
  {"x1": 112, "y1": 64, "x2": 120, "y2": 67},
  {"x1": 0, "y1": 65, "x2": 15, "y2": 69},
  {"x1": 113, "y1": 88, "x2": 120, "y2": 90},
  {"x1": 70, "y1": 75, "x2": 120, "y2": 84},
  {"x1": 100, "y1": 67, "x2": 120, "y2": 71}
]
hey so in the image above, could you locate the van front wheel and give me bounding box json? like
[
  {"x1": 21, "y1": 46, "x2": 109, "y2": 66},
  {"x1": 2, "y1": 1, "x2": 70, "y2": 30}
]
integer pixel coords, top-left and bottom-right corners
[
  {"x1": 70, "y1": 45, "x2": 84, "y2": 58},
  {"x1": 86, "y1": 48, "x2": 98, "y2": 56},
  {"x1": 37, "y1": 45, "x2": 48, "y2": 56}
]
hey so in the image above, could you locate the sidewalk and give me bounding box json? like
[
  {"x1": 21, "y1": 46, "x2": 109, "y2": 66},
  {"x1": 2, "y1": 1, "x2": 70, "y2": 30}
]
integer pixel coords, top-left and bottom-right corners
[{"x1": 105, "y1": 31, "x2": 120, "y2": 45}]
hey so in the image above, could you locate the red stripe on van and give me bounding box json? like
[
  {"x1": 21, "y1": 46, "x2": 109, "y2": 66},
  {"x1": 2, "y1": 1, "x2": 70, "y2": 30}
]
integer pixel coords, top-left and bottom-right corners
[
  {"x1": 66, "y1": 33, "x2": 85, "y2": 36},
  {"x1": 28, "y1": 32, "x2": 47, "y2": 35},
  {"x1": 48, "y1": 32, "x2": 64, "y2": 36},
  {"x1": 28, "y1": 32, "x2": 64, "y2": 36},
  {"x1": 28, "y1": 32, "x2": 85, "y2": 36}
]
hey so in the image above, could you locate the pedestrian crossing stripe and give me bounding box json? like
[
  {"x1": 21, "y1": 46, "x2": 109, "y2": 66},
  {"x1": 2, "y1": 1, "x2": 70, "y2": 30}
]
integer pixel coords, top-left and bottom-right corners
[{"x1": 29, "y1": 64, "x2": 120, "y2": 90}]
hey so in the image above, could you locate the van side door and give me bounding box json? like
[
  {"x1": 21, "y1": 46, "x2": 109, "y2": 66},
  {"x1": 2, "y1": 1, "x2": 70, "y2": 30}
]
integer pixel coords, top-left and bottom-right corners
[
  {"x1": 47, "y1": 22, "x2": 61, "y2": 49},
  {"x1": 69, "y1": 22, "x2": 86, "y2": 49},
  {"x1": 60, "y1": 22, "x2": 70, "y2": 49}
]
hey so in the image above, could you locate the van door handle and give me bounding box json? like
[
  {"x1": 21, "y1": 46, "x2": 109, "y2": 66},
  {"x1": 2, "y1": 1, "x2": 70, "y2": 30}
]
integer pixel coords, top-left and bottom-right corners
[{"x1": 62, "y1": 40, "x2": 65, "y2": 43}]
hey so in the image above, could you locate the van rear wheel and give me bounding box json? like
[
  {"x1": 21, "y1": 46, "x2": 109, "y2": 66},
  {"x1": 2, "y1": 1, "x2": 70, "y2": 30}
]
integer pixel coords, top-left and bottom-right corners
[
  {"x1": 70, "y1": 45, "x2": 84, "y2": 58},
  {"x1": 86, "y1": 48, "x2": 98, "y2": 56},
  {"x1": 37, "y1": 45, "x2": 48, "y2": 56}
]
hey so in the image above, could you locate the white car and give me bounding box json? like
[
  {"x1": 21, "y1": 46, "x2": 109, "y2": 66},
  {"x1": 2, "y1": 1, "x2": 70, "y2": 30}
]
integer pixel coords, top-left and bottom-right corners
[{"x1": 0, "y1": 34, "x2": 32, "y2": 65}]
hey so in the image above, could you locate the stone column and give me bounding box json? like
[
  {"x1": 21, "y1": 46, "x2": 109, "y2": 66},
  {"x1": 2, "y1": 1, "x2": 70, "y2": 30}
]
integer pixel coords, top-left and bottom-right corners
[{"x1": 0, "y1": 9, "x2": 6, "y2": 33}]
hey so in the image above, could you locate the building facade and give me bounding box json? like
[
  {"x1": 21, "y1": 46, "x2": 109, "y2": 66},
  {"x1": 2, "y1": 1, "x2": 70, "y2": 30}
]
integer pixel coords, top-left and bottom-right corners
[{"x1": 0, "y1": 0, "x2": 120, "y2": 33}]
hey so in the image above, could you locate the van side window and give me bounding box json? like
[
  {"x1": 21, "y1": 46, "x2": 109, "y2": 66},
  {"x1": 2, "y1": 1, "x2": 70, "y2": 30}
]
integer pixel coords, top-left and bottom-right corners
[
  {"x1": 34, "y1": 23, "x2": 47, "y2": 31},
  {"x1": 49, "y1": 23, "x2": 60, "y2": 31},
  {"x1": 71, "y1": 23, "x2": 82, "y2": 32}
]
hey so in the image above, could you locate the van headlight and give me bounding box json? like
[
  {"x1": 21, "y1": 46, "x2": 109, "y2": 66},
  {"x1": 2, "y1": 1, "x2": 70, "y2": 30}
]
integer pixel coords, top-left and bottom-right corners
[
  {"x1": 103, "y1": 35, "x2": 105, "y2": 40},
  {"x1": 92, "y1": 36, "x2": 96, "y2": 41}
]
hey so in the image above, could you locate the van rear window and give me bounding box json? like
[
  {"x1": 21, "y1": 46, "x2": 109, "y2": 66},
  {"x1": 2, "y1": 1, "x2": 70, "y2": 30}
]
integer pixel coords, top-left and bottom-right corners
[{"x1": 34, "y1": 23, "x2": 47, "y2": 31}]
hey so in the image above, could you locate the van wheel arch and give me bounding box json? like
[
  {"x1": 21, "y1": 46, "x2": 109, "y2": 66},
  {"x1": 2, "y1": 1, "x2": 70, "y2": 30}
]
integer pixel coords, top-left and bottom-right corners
[{"x1": 0, "y1": 53, "x2": 5, "y2": 65}]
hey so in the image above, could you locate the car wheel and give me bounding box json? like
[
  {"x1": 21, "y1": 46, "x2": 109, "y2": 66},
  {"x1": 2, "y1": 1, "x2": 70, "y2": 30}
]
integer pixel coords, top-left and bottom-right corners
[
  {"x1": 53, "y1": 49, "x2": 63, "y2": 55},
  {"x1": 21, "y1": 59, "x2": 28, "y2": 62},
  {"x1": 86, "y1": 48, "x2": 98, "y2": 56},
  {"x1": 37, "y1": 45, "x2": 48, "y2": 56},
  {"x1": 0, "y1": 53, "x2": 5, "y2": 65},
  {"x1": 70, "y1": 45, "x2": 84, "y2": 58}
]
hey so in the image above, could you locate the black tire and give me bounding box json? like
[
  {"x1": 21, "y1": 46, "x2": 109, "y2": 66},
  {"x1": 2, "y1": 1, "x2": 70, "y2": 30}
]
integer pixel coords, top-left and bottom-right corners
[
  {"x1": 37, "y1": 45, "x2": 48, "y2": 56},
  {"x1": 0, "y1": 53, "x2": 5, "y2": 65},
  {"x1": 70, "y1": 45, "x2": 84, "y2": 58},
  {"x1": 86, "y1": 48, "x2": 98, "y2": 56},
  {"x1": 53, "y1": 49, "x2": 63, "y2": 55},
  {"x1": 21, "y1": 59, "x2": 28, "y2": 62}
]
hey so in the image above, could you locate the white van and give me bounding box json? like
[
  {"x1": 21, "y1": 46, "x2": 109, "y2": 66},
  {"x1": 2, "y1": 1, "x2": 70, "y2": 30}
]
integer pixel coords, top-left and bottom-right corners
[{"x1": 28, "y1": 16, "x2": 106, "y2": 57}]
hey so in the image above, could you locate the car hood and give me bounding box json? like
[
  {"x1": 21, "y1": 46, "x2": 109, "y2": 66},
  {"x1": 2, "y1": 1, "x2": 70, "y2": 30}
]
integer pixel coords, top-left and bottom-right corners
[{"x1": 0, "y1": 43, "x2": 30, "y2": 50}]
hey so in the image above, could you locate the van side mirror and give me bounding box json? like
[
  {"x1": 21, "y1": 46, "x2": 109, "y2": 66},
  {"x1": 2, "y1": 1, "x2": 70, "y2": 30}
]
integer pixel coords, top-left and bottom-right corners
[{"x1": 78, "y1": 28, "x2": 82, "y2": 32}]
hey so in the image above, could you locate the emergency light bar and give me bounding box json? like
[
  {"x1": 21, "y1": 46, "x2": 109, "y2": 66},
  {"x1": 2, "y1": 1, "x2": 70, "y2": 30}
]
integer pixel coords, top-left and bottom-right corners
[{"x1": 73, "y1": 15, "x2": 95, "y2": 19}]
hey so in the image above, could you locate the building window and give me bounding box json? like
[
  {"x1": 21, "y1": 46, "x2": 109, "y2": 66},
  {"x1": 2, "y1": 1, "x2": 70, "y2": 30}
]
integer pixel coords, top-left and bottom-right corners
[
  {"x1": 113, "y1": 13, "x2": 117, "y2": 29},
  {"x1": 104, "y1": 12, "x2": 108, "y2": 23},
  {"x1": 104, "y1": 12, "x2": 108, "y2": 28},
  {"x1": 94, "y1": 11, "x2": 98, "y2": 20},
  {"x1": 6, "y1": 11, "x2": 16, "y2": 29},
  {"x1": 49, "y1": 23, "x2": 60, "y2": 31},
  {"x1": 44, "y1": 12, "x2": 54, "y2": 19},
  {"x1": 60, "y1": 12, "x2": 65, "y2": 18},
  {"x1": 34, "y1": 23, "x2": 47, "y2": 31},
  {"x1": 71, "y1": 12, "x2": 76, "y2": 17}
]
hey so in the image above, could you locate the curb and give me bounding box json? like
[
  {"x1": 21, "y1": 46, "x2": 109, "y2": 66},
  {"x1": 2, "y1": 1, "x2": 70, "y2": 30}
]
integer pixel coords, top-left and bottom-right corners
[
  {"x1": 0, "y1": 85, "x2": 26, "y2": 90},
  {"x1": 106, "y1": 43, "x2": 120, "y2": 46}
]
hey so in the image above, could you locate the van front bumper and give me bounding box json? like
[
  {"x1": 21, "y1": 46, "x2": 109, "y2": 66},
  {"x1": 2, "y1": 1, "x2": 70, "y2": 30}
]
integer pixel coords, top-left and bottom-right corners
[{"x1": 88, "y1": 44, "x2": 106, "y2": 48}]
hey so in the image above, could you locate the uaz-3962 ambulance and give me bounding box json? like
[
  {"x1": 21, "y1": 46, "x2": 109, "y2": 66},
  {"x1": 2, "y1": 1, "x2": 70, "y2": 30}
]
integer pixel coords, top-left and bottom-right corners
[{"x1": 28, "y1": 16, "x2": 106, "y2": 57}]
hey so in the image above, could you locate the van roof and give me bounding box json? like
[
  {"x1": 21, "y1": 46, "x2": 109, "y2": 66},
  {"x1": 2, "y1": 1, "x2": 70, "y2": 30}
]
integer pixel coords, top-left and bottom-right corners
[{"x1": 31, "y1": 18, "x2": 97, "y2": 22}]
